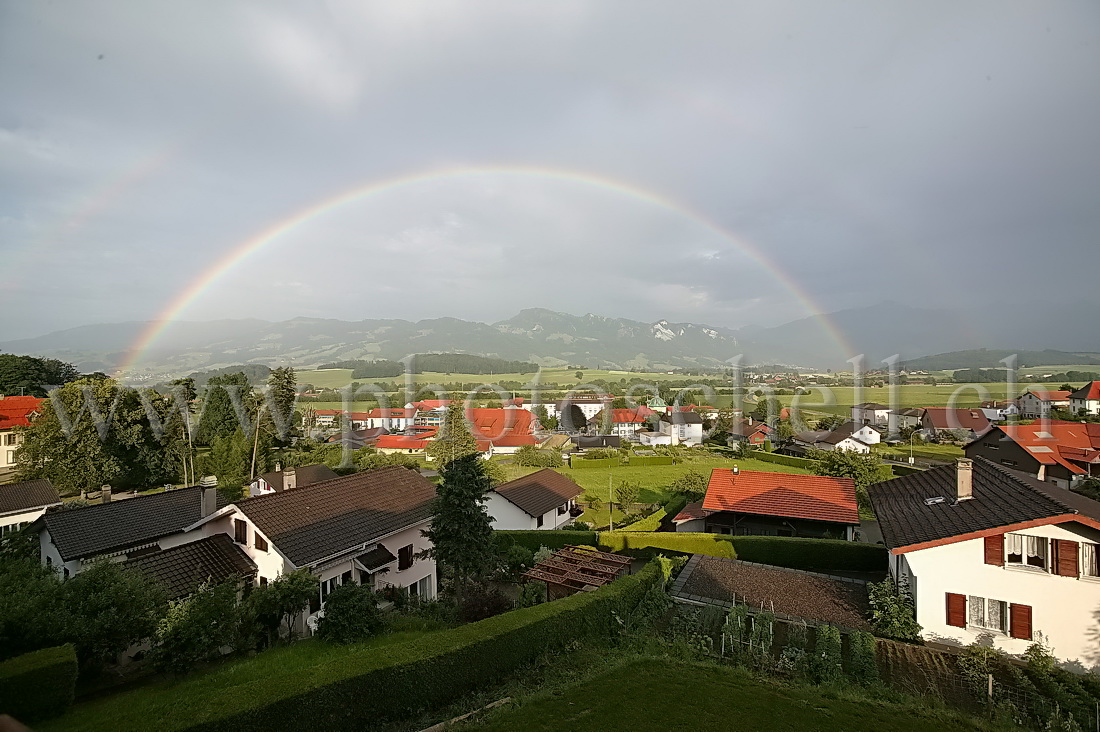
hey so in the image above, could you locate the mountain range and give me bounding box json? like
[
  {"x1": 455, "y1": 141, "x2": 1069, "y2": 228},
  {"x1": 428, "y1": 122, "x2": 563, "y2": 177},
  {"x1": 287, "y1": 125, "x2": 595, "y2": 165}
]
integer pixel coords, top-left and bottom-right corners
[{"x1": 3, "y1": 302, "x2": 1099, "y2": 381}]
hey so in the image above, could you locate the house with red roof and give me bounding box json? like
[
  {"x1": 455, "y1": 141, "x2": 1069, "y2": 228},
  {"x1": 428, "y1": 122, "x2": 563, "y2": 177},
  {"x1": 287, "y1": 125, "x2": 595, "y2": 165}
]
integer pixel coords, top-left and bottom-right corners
[
  {"x1": 965, "y1": 421, "x2": 1100, "y2": 489},
  {"x1": 0, "y1": 396, "x2": 45, "y2": 481},
  {"x1": 364, "y1": 408, "x2": 415, "y2": 431},
  {"x1": 376, "y1": 408, "x2": 540, "y2": 457},
  {"x1": 1069, "y1": 382, "x2": 1100, "y2": 417},
  {"x1": 1018, "y1": 390, "x2": 1072, "y2": 419},
  {"x1": 588, "y1": 406, "x2": 655, "y2": 440},
  {"x1": 920, "y1": 408, "x2": 992, "y2": 443},
  {"x1": 696, "y1": 468, "x2": 859, "y2": 540}
]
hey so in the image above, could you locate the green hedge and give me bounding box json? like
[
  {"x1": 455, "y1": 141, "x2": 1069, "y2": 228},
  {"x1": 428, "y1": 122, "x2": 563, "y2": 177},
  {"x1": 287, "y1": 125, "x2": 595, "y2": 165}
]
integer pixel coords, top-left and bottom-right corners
[
  {"x1": 598, "y1": 531, "x2": 737, "y2": 560},
  {"x1": 494, "y1": 529, "x2": 599, "y2": 554},
  {"x1": 890, "y1": 464, "x2": 924, "y2": 476},
  {"x1": 730, "y1": 536, "x2": 886, "y2": 573},
  {"x1": 621, "y1": 494, "x2": 689, "y2": 532},
  {"x1": 628, "y1": 456, "x2": 674, "y2": 467},
  {"x1": 0, "y1": 645, "x2": 78, "y2": 723},
  {"x1": 747, "y1": 451, "x2": 818, "y2": 469},
  {"x1": 105, "y1": 562, "x2": 665, "y2": 732},
  {"x1": 571, "y1": 458, "x2": 617, "y2": 469}
]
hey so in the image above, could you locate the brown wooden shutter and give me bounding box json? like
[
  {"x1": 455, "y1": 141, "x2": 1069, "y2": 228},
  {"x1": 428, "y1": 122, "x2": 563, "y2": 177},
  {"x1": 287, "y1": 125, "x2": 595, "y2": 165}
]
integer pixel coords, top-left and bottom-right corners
[
  {"x1": 1009, "y1": 603, "x2": 1033, "y2": 640},
  {"x1": 984, "y1": 534, "x2": 1005, "y2": 566},
  {"x1": 946, "y1": 593, "x2": 966, "y2": 628},
  {"x1": 1055, "y1": 540, "x2": 1079, "y2": 577}
]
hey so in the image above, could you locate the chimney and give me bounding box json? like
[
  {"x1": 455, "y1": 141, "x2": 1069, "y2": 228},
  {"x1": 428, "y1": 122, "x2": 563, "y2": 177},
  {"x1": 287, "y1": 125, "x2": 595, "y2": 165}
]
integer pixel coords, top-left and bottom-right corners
[
  {"x1": 732, "y1": 465, "x2": 740, "y2": 475},
  {"x1": 283, "y1": 468, "x2": 296, "y2": 492},
  {"x1": 955, "y1": 458, "x2": 973, "y2": 501},
  {"x1": 198, "y1": 476, "x2": 218, "y2": 517},
  {"x1": 101, "y1": 484, "x2": 112, "y2": 504},
  {"x1": 275, "y1": 460, "x2": 282, "y2": 473}
]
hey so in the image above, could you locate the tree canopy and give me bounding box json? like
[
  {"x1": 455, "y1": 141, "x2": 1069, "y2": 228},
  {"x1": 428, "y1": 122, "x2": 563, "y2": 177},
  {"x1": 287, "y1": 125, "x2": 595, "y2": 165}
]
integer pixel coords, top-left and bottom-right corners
[{"x1": 0, "y1": 354, "x2": 80, "y2": 397}]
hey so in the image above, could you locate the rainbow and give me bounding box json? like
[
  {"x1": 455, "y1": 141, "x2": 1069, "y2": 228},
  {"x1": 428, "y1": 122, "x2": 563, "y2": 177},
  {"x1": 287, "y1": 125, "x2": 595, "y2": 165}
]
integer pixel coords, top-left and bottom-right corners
[{"x1": 115, "y1": 165, "x2": 853, "y2": 375}]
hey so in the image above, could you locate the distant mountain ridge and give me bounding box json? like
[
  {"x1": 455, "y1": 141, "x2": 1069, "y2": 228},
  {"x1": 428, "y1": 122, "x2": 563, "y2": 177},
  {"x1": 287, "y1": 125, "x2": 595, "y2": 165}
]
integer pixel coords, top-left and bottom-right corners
[
  {"x1": 3, "y1": 302, "x2": 1099, "y2": 382},
  {"x1": 901, "y1": 349, "x2": 1100, "y2": 371}
]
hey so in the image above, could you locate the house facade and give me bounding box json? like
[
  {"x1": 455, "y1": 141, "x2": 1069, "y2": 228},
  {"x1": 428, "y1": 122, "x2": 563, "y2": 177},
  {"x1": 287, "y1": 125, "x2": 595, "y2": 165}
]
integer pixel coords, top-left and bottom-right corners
[
  {"x1": 0, "y1": 396, "x2": 45, "y2": 482},
  {"x1": 852, "y1": 402, "x2": 892, "y2": 426},
  {"x1": 659, "y1": 410, "x2": 705, "y2": 446},
  {"x1": 921, "y1": 408, "x2": 992, "y2": 443},
  {"x1": 870, "y1": 458, "x2": 1100, "y2": 670},
  {"x1": 486, "y1": 469, "x2": 583, "y2": 530},
  {"x1": 249, "y1": 463, "x2": 339, "y2": 497},
  {"x1": 965, "y1": 422, "x2": 1100, "y2": 489},
  {"x1": 0, "y1": 479, "x2": 60, "y2": 537},
  {"x1": 1070, "y1": 382, "x2": 1100, "y2": 417},
  {"x1": 589, "y1": 407, "x2": 655, "y2": 440},
  {"x1": 1018, "y1": 390, "x2": 1072, "y2": 419}
]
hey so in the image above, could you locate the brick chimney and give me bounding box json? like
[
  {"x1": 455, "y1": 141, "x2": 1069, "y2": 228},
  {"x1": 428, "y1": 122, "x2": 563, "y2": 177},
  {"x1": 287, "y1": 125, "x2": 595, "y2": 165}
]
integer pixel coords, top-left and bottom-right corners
[
  {"x1": 101, "y1": 484, "x2": 112, "y2": 504},
  {"x1": 283, "y1": 468, "x2": 296, "y2": 492},
  {"x1": 955, "y1": 458, "x2": 974, "y2": 501}
]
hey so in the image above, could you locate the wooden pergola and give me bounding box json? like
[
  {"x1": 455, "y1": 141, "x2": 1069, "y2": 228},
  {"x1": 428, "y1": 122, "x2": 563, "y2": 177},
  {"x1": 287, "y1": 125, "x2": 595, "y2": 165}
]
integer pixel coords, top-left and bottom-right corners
[{"x1": 521, "y1": 545, "x2": 634, "y2": 600}]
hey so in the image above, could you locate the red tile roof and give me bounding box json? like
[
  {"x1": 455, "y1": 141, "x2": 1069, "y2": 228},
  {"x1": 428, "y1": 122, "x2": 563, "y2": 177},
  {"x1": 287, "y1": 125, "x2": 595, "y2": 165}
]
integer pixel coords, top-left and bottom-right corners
[
  {"x1": 0, "y1": 396, "x2": 45, "y2": 430},
  {"x1": 1071, "y1": 382, "x2": 1100, "y2": 401},
  {"x1": 1025, "y1": 390, "x2": 1071, "y2": 402},
  {"x1": 995, "y1": 421, "x2": 1100, "y2": 475},
  {"x1": 673, "y1": 500, "x2": 706, "y2": 523},
  {"x1": 703, "y1": 469, "x2": 859, "y2": 525},
  {"x1": 922, "y1": 408, "x2": 991, "y2": 433},
  {"x1": 591, "y1": 407, "x2": 654, "y2": 424},
  {"x1": 365, "y1": 408, "x2": 411, "y2": 419}
]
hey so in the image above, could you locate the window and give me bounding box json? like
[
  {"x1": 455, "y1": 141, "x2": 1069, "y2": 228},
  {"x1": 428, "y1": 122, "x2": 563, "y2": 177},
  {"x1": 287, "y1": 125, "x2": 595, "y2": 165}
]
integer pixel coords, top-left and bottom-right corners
[
  {"x1": 255, "y1": 533, "x2": 268, "y2": 552},
  {"x1": 986, "y1": 443, "x2": 999, "y2": 450},
  {"x1": 5, "y1": 450, "x2": 14, "y2": 465},
  {"x1": 557, "y1": 504, "x2": 567, "y2": 515},
  {"x1": 398, "y1": 544, "x2": 414, "y2": 571},
  {"x1": 968, "y1": 596, "x2": 1008, "y2": 633},
  {"x1": 409, "y1": 574, "x2": 432, "y2": 599},
  {"x1": 1006, "y1": 533, "x2": 1048, "y2": 570},
  {"x1": 233, "y1": 519, "x2": 248, "y2": 544},
  {"x1": 3, "y1": 434, "x2": 15, "y2": 446},
  {"x1": 1001, "y1": 459, "x2": 1018, "y2": 467},
  {"x1": 1083, "y1": 543, "x2": 1099, "y2": 578},
  {"x1": 536, "y1": 514, "x2": 544, "y2": 528},
  {"x1": 259, "y1": 576, "x2": 268, "y2": 587}
]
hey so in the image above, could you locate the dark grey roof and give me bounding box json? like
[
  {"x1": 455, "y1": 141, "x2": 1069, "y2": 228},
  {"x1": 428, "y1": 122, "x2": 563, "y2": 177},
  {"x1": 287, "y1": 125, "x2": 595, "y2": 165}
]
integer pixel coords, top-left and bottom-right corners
[
  {"x1": 124, "y1": 534, "x2": 255, "y2": 600},
  {"x1": 259, "y1": 464, "x2": 339, "y2": 492},
  {"x1": 493, "y1": 468, "x2": 583, "y2": 517},
  {"x1": 868, "y1": 458, "x2": 1100, "y2": 550},
  {"x1": 356, "y1": 545, "x2": 397, "y2": 570},
  {"x1": 235, "y1": 466, "x2": 435, "y2": 567},
  {"x1": 42, "y1": 486, "x2": 228, "y2": 562},
  {"x1": 667, "y1": 411, "x2": 703, "y2": 425},
  {"x1": 0, "y1": 479, "x2": 60, "y2": 516},
  {"x1": 575, "y1": 435, "x2": 621, "y2": 448},
  {"x1": 854, "y1": 402, "x2": 890, "y2": 410}
]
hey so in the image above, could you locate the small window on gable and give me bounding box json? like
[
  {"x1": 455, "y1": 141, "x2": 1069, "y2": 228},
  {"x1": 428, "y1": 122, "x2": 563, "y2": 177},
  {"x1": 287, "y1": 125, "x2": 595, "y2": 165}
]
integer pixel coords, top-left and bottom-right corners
[
  {"x1": 233, "y1": 519, "x2": 248, "y2": 544},
  {"x1": 1006, "y1": 533, "x2": 1047, "y2": 571},
  {"x1": 398, "y1": 544, "x2": 414, "y2": 571},
  {"x1": 536, "y1": 514, "x2": 545, "y2": 528},
  {"x1": 255, "y1": 533, "x2": 268, "y2": 552}
]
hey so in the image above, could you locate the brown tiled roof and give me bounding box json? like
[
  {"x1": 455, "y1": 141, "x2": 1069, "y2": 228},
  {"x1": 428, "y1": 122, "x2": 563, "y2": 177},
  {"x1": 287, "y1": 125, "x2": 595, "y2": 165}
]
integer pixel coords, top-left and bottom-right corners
[
  {"x1": 235, "y1": 466, "x2": 435, "y2": 567},
  {"x1": 0, "y1": 479, "x2": 60, "y2": 516},
  {"x1": 42, "y1": 486, "x2": 229, "y2": 562},
  {"x1": 259, "y1": 464, "x2": 339, "y2": 492},
  {"x1": 868, "y1": 457, "x2": 1100, "y2": 551},
  {"x1": 493, "y1": 468, "x2": 583, "y2": 517},
  {"x1": 124, "y1": 534, "x2": 255, "y2": 600}
]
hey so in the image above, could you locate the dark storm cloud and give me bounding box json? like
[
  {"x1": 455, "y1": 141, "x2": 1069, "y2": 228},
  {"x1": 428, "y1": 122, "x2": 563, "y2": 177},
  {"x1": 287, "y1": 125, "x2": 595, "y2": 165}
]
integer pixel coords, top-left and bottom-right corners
[{"x1": 1, "y1": 1, "x2": 1097, "y2": 340}]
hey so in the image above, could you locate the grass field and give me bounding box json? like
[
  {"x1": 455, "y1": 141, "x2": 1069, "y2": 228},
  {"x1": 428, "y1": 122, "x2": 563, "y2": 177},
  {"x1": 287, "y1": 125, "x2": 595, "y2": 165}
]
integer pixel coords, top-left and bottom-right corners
[
  {"x1": 468, "y1": 659, "x2": 990, "y2": 732},
  {"x1": 296, "y1": 367, "x2": 717, "y2": 391}
]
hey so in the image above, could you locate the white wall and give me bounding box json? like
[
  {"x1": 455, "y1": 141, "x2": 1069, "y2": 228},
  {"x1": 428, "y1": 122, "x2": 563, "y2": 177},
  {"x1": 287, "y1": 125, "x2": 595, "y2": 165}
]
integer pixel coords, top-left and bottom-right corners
[
  {"x1": 900, "y1": 521, "x2": 1100, "y2": 670},
  {"x1": 0, "y1": 505, "x2": 52, "y2": 534},
  {"x1": 675, "y1": 518, "x2": 705, "y2": 532},
  {"x1": 486, "y1": 494, "x2": 573, "y2": 530}
]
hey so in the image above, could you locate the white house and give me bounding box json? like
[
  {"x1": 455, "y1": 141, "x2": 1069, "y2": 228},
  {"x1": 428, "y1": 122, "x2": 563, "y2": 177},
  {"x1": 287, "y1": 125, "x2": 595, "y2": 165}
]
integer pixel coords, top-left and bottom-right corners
[
  {"x1": 869, "y1": 457, "x2": 1100, "y2": 670},
  {"x1": 191, "y1": 466, "x2": 439, "y2": 627},
  {"x1": 979, "y1": 401, "x2": 1020, "y2": 423},
  {"x1": 794, "y1": 422, "x2": 875, "y2": 454},
  {"x1": 365, "y1": 408, "x2": 415, "y2": 431},
  {"x1": 1070, "y1": 382, "x2": 1100, "y2": 417},
  {"x1": 1018, "y1": 390, "x2": 1072, "y2": 419},
  {"x1": 487, "y1": 469, "x2": 583, "y2": 530},
  {"x1": 0, "y1": 479, "x2": 60, "y2": 537},
  {"x1": 589, "y1": 408, "x2": 655, "y2": 440},
  {"x1": 659, "y1": 411, "x2": 705, "y2": 446},
  {"x1": 851, "y1": 402, "x2": 892, "y2": 427},
  {"x1": 552, "y1": 395, "x2": 612, "y2": 421}
]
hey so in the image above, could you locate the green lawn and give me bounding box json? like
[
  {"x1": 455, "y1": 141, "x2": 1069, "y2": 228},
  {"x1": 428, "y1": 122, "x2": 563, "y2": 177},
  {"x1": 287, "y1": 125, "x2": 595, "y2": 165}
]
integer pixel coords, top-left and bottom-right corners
[
  {"x1": 468, "y1": 659, "x2": 989, "y2": 732},
  {"x1": 296, "y1": 367, "x2": 717, "y2": 391},
  {"x1": 41, "y1": 632, "x2": 435, "y2": 732},
  {"x1": 873, "y1": 442, "x2": 964, "y2": 462}
]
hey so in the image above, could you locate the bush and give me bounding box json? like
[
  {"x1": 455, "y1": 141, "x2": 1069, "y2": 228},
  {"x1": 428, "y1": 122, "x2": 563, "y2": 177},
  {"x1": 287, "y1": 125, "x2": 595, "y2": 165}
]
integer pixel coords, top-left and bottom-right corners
[
  {"x1": 150, "y1": 581, "x2": 242, "y2": 674},
  {"x1": 315, "y1": 584, "x2": 384, "y2": 645},
  {"x1": 571, "y1": 458, "x2": 617, "y2": 469},
  {"x1": 847, "y1": 631, "x2": 878, "y2": 685},
  {"x1": 598, "y1": 532, "x2": 736, "y2": 560},
  {"x1": 513, "y1": 445, "x2": 563, "y2": 468},
  {"x1": 628, "y1": 456, "x2": 674, "y2": 467},
  {"x1": 808, "y1": 624, "x2": 843, "y2": 683},
  {"x1": 867, "y1": 578, "x2": 921, "y2": 640},
  {"x1": 0, "y1": 645, "x2": 78, "y2": 723},
  {"x1": 60, "y1": 561, "x2": 669, "y2": 732},
  {"x1": 459, "y1": 584, "x2": 512, "y2": 622}
]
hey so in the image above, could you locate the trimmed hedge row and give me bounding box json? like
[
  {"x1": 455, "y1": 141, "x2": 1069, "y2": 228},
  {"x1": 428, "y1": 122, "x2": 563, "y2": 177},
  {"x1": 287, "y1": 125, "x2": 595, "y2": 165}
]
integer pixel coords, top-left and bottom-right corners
[
  {"x1": 496, "y1": 530, "x2": 598, "y2": 553},
  {"x1": 628, "y1": 456, "x2": 674, "y2": 467},
  {"x1": 747, "y1": 451, "x2": 818, "y2": 469},
  {"x1": 890, "y1": 464, "x2": 924, "y2": 476},
  {"x1": 0, "y1": 645, "x2": 78, "y2": 723},
  {"x1": 59, "y1": 563, "x2": 668, "y2": 732},
  {"x1": 621, "y1": 494, "x2": 689, "y2": 532},
  {"x1": 496, "y1": 530, "x2": 888, "y2": 573},
  {"x1": 570, "y1": 458, "x2": 617, "y2": 469}
]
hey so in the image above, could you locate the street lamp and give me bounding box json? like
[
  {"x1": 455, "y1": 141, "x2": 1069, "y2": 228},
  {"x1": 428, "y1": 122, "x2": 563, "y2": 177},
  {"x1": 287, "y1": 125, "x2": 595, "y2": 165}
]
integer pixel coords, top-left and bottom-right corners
[{"x1": 909, "y1": 432, "x2": 919, "y2": 464}]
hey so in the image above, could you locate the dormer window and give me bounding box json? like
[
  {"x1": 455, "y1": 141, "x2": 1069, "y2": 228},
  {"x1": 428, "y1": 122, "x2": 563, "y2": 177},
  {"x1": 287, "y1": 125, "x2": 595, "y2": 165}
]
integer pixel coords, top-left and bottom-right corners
[{"x1": 1006, "y1": 533, "x2": 1047, "y2": 570}]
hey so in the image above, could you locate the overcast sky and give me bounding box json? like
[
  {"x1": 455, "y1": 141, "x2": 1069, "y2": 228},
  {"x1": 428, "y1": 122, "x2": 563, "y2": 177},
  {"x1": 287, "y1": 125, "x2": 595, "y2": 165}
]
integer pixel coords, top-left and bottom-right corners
[{"x1": 2, "y1": 1, "x2": 1098, "y2": 341}]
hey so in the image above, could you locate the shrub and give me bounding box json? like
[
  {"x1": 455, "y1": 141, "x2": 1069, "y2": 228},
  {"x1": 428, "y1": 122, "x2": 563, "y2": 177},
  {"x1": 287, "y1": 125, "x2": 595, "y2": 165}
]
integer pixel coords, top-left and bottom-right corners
[
  {"x1": 513, "y1": 445, "x2": 563, "y2": 467},
  {"x1": 518, "y1": 582, "x2": 544, "y2": 608},
  {"x1": 867, "y1": 578, "x2": 921, "y2": 640},
  {"x1": 670, "y1": 469, "x2": 708, "y2": 501},
  {"x1": 748, "y1": 452, "x2": 817, "y2": 469},
  {"x1": 497, "y1": 544, "x2": 534, "y2": 581},
  {"x1": 572, "y1": 458, "x2": 617, "y2": 469},
  {"x1": 622, "y1": 494, "x2": 688, "y2": 532},
  {"x1": 809, "y1": 624, "x2": 843, "y2": 683},
  {"x1": 0, "y1": 644, "x2": 78, "y2": 723},
  {"x1": 847, "y1": 631, "x2": 878, "y2": 685},
  {"x1": 459, "y1": 584, "x2": 512, "y2": 622},
  {"x1": 599, "y1": 531, "x2": 737, "y2": 560},
  {"x1": 315, "y1": 584, "x2": 384, "y2": 645},
  {"x1": 150, "y1": 581, "x2": 242, "y2": 674}
]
